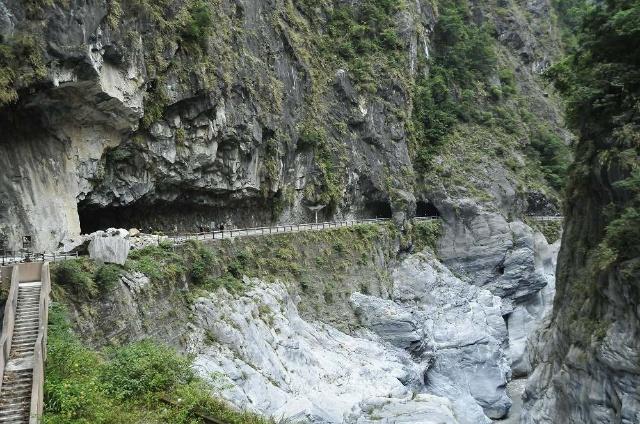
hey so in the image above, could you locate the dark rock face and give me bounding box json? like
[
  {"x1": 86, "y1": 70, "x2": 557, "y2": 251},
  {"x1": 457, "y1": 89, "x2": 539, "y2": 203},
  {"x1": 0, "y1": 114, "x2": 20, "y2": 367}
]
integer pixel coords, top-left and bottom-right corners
[
  {"x1": 0, "y1": 0, "x2": 566, "y2": 255},
  {"x1": 522, "y1": 151, "x2": 640, "y2": 422},
  {"x1": 0, "y1": 0, "x2": 432, "y2": 250}
]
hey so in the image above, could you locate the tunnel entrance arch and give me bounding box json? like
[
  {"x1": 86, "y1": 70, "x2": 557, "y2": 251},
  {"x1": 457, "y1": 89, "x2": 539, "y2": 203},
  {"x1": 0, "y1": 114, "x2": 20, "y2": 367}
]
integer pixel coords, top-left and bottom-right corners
[{"x1": 416, "y1": 201, "x2": 441, "y2": 218}]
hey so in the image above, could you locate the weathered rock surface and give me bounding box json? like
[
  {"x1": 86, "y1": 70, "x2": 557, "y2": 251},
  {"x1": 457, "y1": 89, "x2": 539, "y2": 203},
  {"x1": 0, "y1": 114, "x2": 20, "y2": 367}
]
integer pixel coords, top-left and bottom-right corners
[
  {"x1": 344, "y1": 395, "x2": 459, "y2": 424},
  {"x1": 188, "y1": 278, "x2": 427, "y2": 423},
  {"x1": 0, "y1": 0, "x2": 567, "y2": 254},
  {"x1": 391, "y1": 253, "x2": 511, "y2": 422},
  {"x1": 87, "y1": 230, "x2": 130, "y2": 265},
  {"x1": 185, "y1": 247, "x2": 531, "y2": 424},
  {"x1": 507, "y1": 235, "x2": 560, "y2": 377},
  {"x1": 440, "y1": 215, "x2": 549, "y2": 304}
]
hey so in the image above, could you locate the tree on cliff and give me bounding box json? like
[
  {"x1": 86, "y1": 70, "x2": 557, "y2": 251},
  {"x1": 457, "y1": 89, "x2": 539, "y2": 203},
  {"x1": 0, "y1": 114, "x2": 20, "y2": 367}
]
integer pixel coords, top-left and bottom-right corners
[{"x1": 547, "y1": 0, "x2": 640, "y2": 277}]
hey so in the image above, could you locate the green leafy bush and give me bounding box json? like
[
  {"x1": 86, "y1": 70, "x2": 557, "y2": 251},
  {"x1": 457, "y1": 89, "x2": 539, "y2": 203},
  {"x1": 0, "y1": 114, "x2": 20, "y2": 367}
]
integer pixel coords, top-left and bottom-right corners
[
  {"x1": 51, "y1": 260, "x2": 98, "y2": 299},
  {"x1": 411, "y1": 220, "x2": 443, "y2": 252},
  {"x1": 411, "y1": 0, "x2": 498, "y2": 168},
  {"x1": 179, "y1": 0, "x2": 213, "y2": 47},
  {"x1": 101, "y1": 340, "x2": 194, "y2": 400},
  {"x1": 526, "y1": 125, "x2": 571, "y2": 191}
]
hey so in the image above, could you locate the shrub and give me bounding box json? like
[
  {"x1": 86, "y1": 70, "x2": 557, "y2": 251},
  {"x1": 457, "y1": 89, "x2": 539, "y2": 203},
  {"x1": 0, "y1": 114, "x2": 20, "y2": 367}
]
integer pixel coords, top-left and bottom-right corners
[
  {"x1": 411, "y1": 220, "x2": 443, "y2": 252},
  {"x1": 101, "y1": 340, "x2": 194, "y2": 400},
  {"x1": 51, "y1": 259, "x2": 97, "y2": 298},
  {"x1": 179, "y1": 0, "x2": 213, "y2": 48},
  {"x1": 94, "y1": 264, "x2": 123, "y2": 291}
]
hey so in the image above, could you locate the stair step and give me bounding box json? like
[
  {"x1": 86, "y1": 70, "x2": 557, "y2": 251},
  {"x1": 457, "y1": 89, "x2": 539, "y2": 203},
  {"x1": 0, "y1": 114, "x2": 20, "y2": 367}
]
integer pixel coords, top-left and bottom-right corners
[
  {"x1": 10, "y1": 348, "x2": 34, "y2": 355},
  {"x1": 12, "y1": 333, "x2": 38, "y2": 339},
  {"x1": 11, "y1": 335, "x2": 38, "y2": 341},
  {"x1": 0, "y1": 383, "x2": 31, "y2": 389},
  {"x1": 0, "y1": 402, "x2": 29, "y2": 409},
  {"x1": 12, "y1": 328, "x2": 37, "y2": 333},
  {"x1": 0, "y1": 408, "x2": 29, "y2": 417},
  {"x1": 12, "y1": 334, "x2": 38, "y2": 340},
  {"x1": 10, "y1": 342, "x2": 35, "y2": 349},
  {"x1": 0, "y1": 414, "x2": 28, "y2": 423},
  {"x1": 2, "y1": 382, "x2": 31, "y2": 399},
  {"x1": 1, "y1": 380, "x2": 31, "y2": 389},
  {"x1": 14, "y1": 320, "x2": 38, "y2": 325},
  {"x1": 0, "y1": 402, "x2": 29, "y2": 411},
  {"x1": 15, "y1": 310, "x2": 39, "y2": 315}
]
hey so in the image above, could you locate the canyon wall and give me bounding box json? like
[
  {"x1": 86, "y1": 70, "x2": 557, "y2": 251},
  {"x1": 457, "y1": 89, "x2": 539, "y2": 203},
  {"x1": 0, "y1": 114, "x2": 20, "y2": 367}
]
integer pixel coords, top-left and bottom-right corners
[{"x1": 0, "y1": 0, "x2": 567, "y2": 252}]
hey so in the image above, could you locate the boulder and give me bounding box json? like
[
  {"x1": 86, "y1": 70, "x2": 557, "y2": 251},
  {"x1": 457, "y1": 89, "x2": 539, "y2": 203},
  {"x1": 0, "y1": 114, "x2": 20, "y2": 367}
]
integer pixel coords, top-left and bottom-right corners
[
  {"x1": 350, "y1": 292, "x2": 432, "y2": 359},
  {"x1": 345, "y1": 395, "x2": 459, "y2": 423},
  {"x1": 189, "y1": 279, "x2": 424, "y2": 423},
  {"x1": 128, "y1": 228, "x2": 141, "y2": 237},
  {"x1": 88, "y1": 233, "x2": 130, "y2": 265}
]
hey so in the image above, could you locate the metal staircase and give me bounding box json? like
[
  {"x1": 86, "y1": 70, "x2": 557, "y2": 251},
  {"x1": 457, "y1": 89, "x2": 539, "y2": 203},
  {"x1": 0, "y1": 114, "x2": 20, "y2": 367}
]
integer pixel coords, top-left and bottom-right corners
[{"x1": 0, "y1": 264, "x2": 50, "y2": 424}]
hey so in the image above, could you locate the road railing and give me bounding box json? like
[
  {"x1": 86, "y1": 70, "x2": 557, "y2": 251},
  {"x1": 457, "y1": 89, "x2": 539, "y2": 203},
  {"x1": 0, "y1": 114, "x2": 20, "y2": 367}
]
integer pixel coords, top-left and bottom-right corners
[
  {"x1": 164, "y1": 217, "x2": 395, "y2": 244},
  {"x1": 0, "y1": 251, "x2": 79, "y2": 266},
  {"x1": 526, "y1": 215, "x2": 564, "y2": 222},
  {"x1": 1, "y1": 216, "x2": 444, "y2": 262}
]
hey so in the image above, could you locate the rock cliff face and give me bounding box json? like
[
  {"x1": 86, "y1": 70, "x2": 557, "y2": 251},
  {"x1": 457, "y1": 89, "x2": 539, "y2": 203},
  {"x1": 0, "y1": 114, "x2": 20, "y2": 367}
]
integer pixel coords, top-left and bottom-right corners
[
  {"x1": 520, "y1": 1, "x2": 640, "y2": 421},
  {"x1": 0, "y1": 0, "x2": 567, "y2": 252}
]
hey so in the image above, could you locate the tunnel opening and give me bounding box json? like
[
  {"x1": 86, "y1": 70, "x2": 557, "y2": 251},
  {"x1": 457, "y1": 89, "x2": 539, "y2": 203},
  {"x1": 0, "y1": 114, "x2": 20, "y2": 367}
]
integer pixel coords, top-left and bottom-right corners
[
  {"x1": 416, "y1": 201, "x2": 441, "y2": 218},
  {"x1": 78, "y1": 196, "x2": 276, "y2": 235},
  {"x1": 364, "y1": 200, "x2": 393, "y2": 219}
]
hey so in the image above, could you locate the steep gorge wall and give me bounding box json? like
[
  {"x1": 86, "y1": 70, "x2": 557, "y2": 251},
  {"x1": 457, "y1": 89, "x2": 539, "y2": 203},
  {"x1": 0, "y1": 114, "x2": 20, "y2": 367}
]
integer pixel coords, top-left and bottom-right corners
[
  {"x1": 0, "y1": 0, "x2": 568, "y2": 252},
  {"x1": 522, "y1": 1, "x2": 640, "y2": 422}
]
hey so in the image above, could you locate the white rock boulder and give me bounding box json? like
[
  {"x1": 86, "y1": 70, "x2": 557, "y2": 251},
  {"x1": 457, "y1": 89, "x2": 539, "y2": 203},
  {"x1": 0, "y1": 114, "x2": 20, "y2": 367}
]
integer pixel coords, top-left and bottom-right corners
[{"x1": 88, "y1": 230, "x2": 130, "y2": 265}]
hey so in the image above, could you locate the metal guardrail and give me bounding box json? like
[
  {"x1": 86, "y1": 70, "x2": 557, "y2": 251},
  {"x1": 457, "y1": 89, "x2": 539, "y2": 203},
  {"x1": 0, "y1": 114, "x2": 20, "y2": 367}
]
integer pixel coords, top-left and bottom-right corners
[
  {"x1": 0, "y1": 217, "x2": 443, "y2": 263},
  {"x1": 526, "y1": 215, "x2": 564, "y2": 222},
  {"x1": 164, "y1": 217, "x2": 397, "y2": 244},
  {"x1": 1, "y1": 251, "x2": 79, "y2": 266}
]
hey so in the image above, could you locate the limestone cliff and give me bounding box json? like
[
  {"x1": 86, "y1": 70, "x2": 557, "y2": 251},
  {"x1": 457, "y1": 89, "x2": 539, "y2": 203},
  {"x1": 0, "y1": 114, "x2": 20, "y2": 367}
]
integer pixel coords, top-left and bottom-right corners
[{"x1": 0, "y1": 0, "x2": 568, "y2": 252}]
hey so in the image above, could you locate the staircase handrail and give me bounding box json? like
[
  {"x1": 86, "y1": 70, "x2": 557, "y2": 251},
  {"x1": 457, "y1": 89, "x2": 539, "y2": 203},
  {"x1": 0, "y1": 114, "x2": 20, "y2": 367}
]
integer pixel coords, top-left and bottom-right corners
[
  {"x1": 0, "y1": 266, "x2": 19, "y2": 395},
  {"x1": 29, "y1": 262, "x2": 50, "y2": 424}
]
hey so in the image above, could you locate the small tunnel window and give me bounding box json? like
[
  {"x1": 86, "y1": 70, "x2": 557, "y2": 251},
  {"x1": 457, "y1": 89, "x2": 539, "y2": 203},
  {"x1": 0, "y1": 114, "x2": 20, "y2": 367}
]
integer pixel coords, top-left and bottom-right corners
[{"x1": 416, "y1": 201, "x2": 441, "y2": 218}]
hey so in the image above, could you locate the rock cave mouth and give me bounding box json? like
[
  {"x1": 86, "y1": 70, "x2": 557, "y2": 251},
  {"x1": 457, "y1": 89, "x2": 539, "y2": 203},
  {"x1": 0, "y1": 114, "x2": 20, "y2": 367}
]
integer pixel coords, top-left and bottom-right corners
[
  {"x1": 77, "y1": 196, "x2": 277, "y2": 235},
  {"x1": 364, "y1": 200, "x2": 393, "y2": 219},
  {"x1": 416, "y1": 201, "x2": 441, "y2": 218}
]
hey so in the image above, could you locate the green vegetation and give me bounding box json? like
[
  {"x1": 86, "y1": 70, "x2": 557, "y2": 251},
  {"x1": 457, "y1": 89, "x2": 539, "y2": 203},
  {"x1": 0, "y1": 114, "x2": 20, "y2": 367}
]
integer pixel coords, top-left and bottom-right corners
[
  {"x1": 50, "y1": 222, "x2": 411, "y2": 332},
  {"x1": 545, "y1": 0, "x2": 639, "y2": 343},
  {"x1": 410, "y1": 0, "x2": 571, "y2": 200},
  {"x1": 546, "y1": 0, "x2": 640, "y2": 276},
  {"x1": 525, "y1": 218, "x2": 563, "y2": 243},
  {"x1": 0, "y1": 33, "x2": 47, "y2": 105},
  {"x1": 50, "y1": 223, "x2": 405, "y2": 304},
  {"x1": 411, "y1": 0, "x2": 498, "y2": 167},
  {"x1": 44, "y1": 304, "x2": 272, "y2": 423},
  {"x1": 319, "y1": 0, "x2": 406, "y2": 90},
  {"x1": 51, "y1": 260, "x2": 118, "y2": 299},
  {"x1": 410, "y1": 220, "x2": 443, "y2": 252},
  {"x1": 551, "y1": 0, "x2": 588, "y2": 47},
  {"x1": 298, "y1": 120, "x2": 346, "y2": 212}
]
